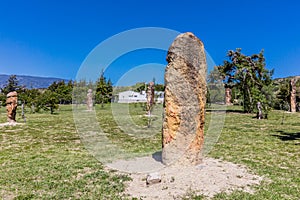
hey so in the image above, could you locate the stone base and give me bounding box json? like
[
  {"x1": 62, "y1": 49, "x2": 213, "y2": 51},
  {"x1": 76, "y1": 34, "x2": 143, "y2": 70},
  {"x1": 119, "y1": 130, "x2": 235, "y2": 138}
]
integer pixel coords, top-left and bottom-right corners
[{"x1": 0, "y1": 122, "x2": 23, "y2": 127}]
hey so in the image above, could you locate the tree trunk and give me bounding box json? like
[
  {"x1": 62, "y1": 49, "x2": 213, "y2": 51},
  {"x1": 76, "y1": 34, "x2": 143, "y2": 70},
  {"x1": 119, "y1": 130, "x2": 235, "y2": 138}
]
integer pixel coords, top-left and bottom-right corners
[{"x1": 290, "y1": 78, "x2": 297, "y2": 112}]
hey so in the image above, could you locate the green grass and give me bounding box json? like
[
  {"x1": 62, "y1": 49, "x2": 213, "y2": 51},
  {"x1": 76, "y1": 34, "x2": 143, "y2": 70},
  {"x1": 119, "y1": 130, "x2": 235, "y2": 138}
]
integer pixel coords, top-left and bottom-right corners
[
  {"x1": 0, "y1": 105, "x2": 131, "y2": 199},
  {"x1": 207, "y1": 107, "x2": 300, "y2": 200},
  {"x1": 0, "y1": 104, "x2": 299, "y2": 199}
]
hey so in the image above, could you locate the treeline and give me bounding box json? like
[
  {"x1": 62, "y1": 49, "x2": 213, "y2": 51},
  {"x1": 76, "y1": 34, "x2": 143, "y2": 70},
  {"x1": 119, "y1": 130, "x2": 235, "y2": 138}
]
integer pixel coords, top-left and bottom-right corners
[
  {"x1": 0, "y1": 71, "x2": 114, "y2": 114},
  {"x1": 207, "y1": 48, "x2": 300, "y2": 114},
  {"x1": 0, "y1": 71, "x2": 166, "y2": 115},
  {"x1": 0, "y1": 75, "x2": 74, "y2": 114},
  {"x1": 2, "y1": 49, "x2": 298, "y2": 116}
]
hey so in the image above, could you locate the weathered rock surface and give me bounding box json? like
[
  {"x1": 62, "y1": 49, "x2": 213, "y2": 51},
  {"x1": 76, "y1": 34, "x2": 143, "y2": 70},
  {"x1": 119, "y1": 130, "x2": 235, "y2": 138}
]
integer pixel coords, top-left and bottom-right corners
[
  {"x1": 290, "y1": 79, "x2": 297, "y2": 112},
  {"x1": 146, "y1": 172, "x2": 161, "y2": 185},
  {"x1": 6, "y1": 91, "x2": 18, "y2": 123},
  {"x1": 257, "y1": 102, "x2": 263, "y2": 119},
  {"x1": 162, "y1": 32, "x2": 207, "y2": 166},
  {"x1": 86, "y1": 89, "x2": 93, "y2": 111},
  {"x1": 225, "y1": 87, "x2": 232, "y2": 105},
  {"x1": 146, "y1": 81, "x2": 155, "y2": 115}
]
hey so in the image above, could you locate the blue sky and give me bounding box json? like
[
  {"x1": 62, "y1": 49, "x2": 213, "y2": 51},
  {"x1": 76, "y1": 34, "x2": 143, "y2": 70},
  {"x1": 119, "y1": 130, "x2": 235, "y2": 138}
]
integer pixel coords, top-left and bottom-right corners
[{"x1": 0, "y1": 0, "x2": 299, "y2": 85}]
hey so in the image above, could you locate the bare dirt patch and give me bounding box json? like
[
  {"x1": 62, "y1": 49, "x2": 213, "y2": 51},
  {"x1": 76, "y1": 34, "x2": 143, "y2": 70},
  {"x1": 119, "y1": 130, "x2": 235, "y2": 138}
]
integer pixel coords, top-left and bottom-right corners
[
  {"x1": 107, "y1": 155, "x2": 264, "y2": 199},
  {"x1": 0, "y1": 122, "x2": 24, "y2": 127}
]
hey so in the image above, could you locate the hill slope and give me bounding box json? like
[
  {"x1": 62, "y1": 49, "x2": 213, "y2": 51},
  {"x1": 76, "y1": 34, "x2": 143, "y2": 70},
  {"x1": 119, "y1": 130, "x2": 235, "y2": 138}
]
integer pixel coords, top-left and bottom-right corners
[
  {"x1": 274, "y1": 75, "x2": 300, "y2": 83},
  {"x1": 0, "y1": 74, "x2": 68, "y2": 89}
]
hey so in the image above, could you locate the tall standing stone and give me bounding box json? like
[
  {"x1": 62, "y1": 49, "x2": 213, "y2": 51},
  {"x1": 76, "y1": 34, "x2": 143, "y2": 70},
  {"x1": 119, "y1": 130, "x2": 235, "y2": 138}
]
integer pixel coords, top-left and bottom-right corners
[
  {"x1": 6, "y1": 91, "x2": 18, "y2": 123},
  {"x1": 162, "y1": 32, "x2": 207, "y2": 166},
  {"x1": 225, "y1": 87, "x2": 232, "y2": 105},
  {"x1": 146, "y1": 81, "x2": 155, "y2": 115},
  {"x1": 86, "y1": 89, "x2": 93, "y2": 111},
  {"x1": 257, "y1": 102, "x2": 263, "y2": 119},
  {"x1": 290, "y1": 79, "x2": 297, "y2": 112}
]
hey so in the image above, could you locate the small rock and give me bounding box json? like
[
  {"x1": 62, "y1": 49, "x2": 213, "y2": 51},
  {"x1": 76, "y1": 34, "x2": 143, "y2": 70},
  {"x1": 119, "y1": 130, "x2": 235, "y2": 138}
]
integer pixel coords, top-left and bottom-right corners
[{"x1": 146, "y1": 172, "x2": 161, "y2": 185}]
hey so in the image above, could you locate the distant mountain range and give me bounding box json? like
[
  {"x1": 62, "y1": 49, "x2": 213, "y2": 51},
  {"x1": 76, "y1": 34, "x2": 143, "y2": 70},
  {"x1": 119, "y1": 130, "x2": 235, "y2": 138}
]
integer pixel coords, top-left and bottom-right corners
[
  {"x1": 0, "y1": 74, "x2": 299, "y2": 89},
  {"x1": 0, "y1": 74, "x2": 68, "y2": 89}
]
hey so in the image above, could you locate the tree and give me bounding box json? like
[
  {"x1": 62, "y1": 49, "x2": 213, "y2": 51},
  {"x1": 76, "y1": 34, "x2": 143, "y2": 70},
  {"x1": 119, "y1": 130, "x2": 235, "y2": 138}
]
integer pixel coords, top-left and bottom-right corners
[
  {"x1": 154, "y1": 84, "x2": 164, "y2": 92},
  {"x1": 134, "y1": 82, "x2": 146, "y2": 93},
  {"x1": 107, "y1": 78, "x2": 113, "y2": 102},
  {"x1": 95, "y1": 70, "x2": 112, "y2": 107},
  {"x1": 18, "y1": 88, "x2": 41, "y2": 113},
  {"x1": 275, "y1": 79, "x2": 290, "y2": 110},
  {"x1": 47, "y1": 80, "x2": 73, "y2": 104},
  {"x1": 1, "y1": 75, "x2": 22, "y2": 94},
  {"x1": 36, "y1": 90, "x2": 59, "y2": 114},
  {"x1": 218, "y1": 48, "x2": 274, "y2": 113},
  {"x1": 72, "y1": 80, "x2": 89, "y2": 105},
  {"x1": 207, "y1": 66, "x2": 225, "y2": 104}
]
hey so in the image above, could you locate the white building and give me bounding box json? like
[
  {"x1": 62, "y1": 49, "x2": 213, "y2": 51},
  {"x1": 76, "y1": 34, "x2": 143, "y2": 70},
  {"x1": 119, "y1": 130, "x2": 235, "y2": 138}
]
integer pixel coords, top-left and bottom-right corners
[
  {"x1": 118, "y1": 90, "x2": 164, "y2": 103},
  {"x1": 118, "y1": 90, "x2": 147, "y2": 103}
]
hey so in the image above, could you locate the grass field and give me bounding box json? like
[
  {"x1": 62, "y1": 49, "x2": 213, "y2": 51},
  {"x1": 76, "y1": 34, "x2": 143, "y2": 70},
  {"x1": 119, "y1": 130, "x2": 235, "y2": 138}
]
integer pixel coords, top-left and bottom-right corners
[{"x1": 0, "y1": 104, "x2": 299, "y2": 199}]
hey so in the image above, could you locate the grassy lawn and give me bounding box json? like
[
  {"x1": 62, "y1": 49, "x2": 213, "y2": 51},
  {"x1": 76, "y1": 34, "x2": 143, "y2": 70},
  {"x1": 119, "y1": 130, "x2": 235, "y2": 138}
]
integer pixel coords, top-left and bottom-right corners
[
  {"x1": 0, "y1": 104, "x2": 299, "y2": 199},
  {"x1": 207, "y1": 107, "x2": 300, "y2": 200}
]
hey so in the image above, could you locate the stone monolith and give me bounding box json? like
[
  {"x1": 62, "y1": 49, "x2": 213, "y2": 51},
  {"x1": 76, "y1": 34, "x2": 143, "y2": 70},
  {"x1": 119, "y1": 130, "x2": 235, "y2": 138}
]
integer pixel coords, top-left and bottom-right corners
[
  {"x1": 87, "y1": 89, "x2": 93, "y2": 111},
  {"x1": 146, "y1": 81, "x2": 155, "y2": 115},
  {"x1": 6, "y1": 91, "x2": 18, "y2": 123},
  {"x1": 290, "y1": 79, "x2": 297, "y2": 112},
  {"x1": 162, "y1": 32, "x2": 207, "y2": 166},
  {"x1": 225, "y1": 87, "x2": 232, "y2": 105}
]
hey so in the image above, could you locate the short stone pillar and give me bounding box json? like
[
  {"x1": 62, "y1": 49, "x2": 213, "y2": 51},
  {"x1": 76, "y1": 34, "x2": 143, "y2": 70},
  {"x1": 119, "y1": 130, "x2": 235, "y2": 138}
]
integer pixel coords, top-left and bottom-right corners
[
  {"x1": 146, "y1": 81, "x2": 155, "y2": 115},
  {"x1": 86, "y1": 89, "x2": 93, "y2": 111},
  {"x1": 6, "y1": 91, "x2": 18, "y2": 123},
  {"x1": 290, "y1": 79, "x2": 297, "y2": 113},
  {"x1": 225, "y1": 87, "x2": 232, "y2": 105},
  {"x1": 257, "y1": 102, "x2": 263, "y2": 119},
  {"x1": 162, "y1": 32, "x2": 207, "y2": 166}
]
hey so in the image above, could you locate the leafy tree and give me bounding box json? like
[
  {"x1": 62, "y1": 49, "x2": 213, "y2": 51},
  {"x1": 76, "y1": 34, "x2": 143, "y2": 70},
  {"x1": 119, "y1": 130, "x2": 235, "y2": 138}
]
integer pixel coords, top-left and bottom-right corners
[
  {"x1": 133, "y1": 82, "x2": 146, "y2": 93},
  {"x1": 18, "y1": 88, "x2": 41, "y2": 113},
  {"x1": 154, "y1": 84, "x2": 164, "y2": 92},
  {"x1": 107, "y1": 78, "x2": 113, "y2": 101},
  {"x1": 0, "y1": 93, "x2": 6, "y2": 107},
  {"x1": 36, "y1": 90, "x2": 59, "y2": 114},
  {"x1": 133, "y1": 82, "x2": 164, "y2": 93},
  {"x1": 207, "y1": 66, "x2": 224, "y2": 103},
  {"x1": 218, "y1": 48, "x2": 274, "y2": 113},
  {"x1": 47, "y1": 80, "x2": 73, "y2": 104},
  {"x1": 95, "y1": 70, "x2": 112, "y2": 107},
  {"x1": 72, "y1": 80, "x2": 89, "y2": 105}
]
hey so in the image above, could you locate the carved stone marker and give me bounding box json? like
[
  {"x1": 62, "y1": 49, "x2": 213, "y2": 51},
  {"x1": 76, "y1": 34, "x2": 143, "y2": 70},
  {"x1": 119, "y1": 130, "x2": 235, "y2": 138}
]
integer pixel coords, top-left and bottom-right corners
[
  {"x1": 6, "y1": 91, "x2": 18, "y2": 123},
  {"x1": 146, "y1": 81, "x2": 155, "y2": 115},
  {"x1": 87, "y1": 89, "x2": 93, "y2": 111},
  {"x1": 162, "y1": 32, "x2": 207, "y2": 166},
  {"x1": 225, "y1": 87, "x2": 232, "y2": 105},
  {"x1": 257, "y1": 102, "x2": 263, "y2": 119},
  {"x1": 290, "y1": 79, "x2": 297, "y2": 113}
]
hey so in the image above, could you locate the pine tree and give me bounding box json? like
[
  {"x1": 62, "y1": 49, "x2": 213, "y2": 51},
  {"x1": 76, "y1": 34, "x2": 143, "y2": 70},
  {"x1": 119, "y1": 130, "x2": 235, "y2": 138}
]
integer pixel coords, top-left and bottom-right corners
[
  {"x1": 1, "y1": 75, "x2": 22, "y2": 94},
  {"x1": 95, "y1": 70, "x2": 112, "y2": 107}
]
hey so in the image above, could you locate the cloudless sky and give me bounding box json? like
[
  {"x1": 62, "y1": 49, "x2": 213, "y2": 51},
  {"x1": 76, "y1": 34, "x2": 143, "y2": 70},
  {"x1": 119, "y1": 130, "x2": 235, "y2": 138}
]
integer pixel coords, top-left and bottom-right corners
[{"x1": 0, "y1": 0, "x2": 299, "y2": 84}]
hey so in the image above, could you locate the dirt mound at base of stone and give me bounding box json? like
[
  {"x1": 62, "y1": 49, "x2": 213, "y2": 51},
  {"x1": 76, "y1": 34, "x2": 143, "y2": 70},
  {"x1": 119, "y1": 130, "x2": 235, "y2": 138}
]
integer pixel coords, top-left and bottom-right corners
[
  {"x1": 108, "y1": 157, "x2": 264, "y2": 199},
  {"x1": 0, "y1": 122, "x2": 24, "y2": 127}
]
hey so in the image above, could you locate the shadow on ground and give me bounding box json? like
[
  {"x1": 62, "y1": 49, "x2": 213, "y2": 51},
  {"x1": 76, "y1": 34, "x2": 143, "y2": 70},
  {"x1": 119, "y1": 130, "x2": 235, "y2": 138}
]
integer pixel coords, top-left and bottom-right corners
[
  {"x1": 152, "y1": 151, "x2": 162, "y2": 162},
  {"x1": 206, "y1": 109, "x2": 245, "y2": 114},
  {"x1": 271, "y1": 131, "x2": 300, "y2": 141}
]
